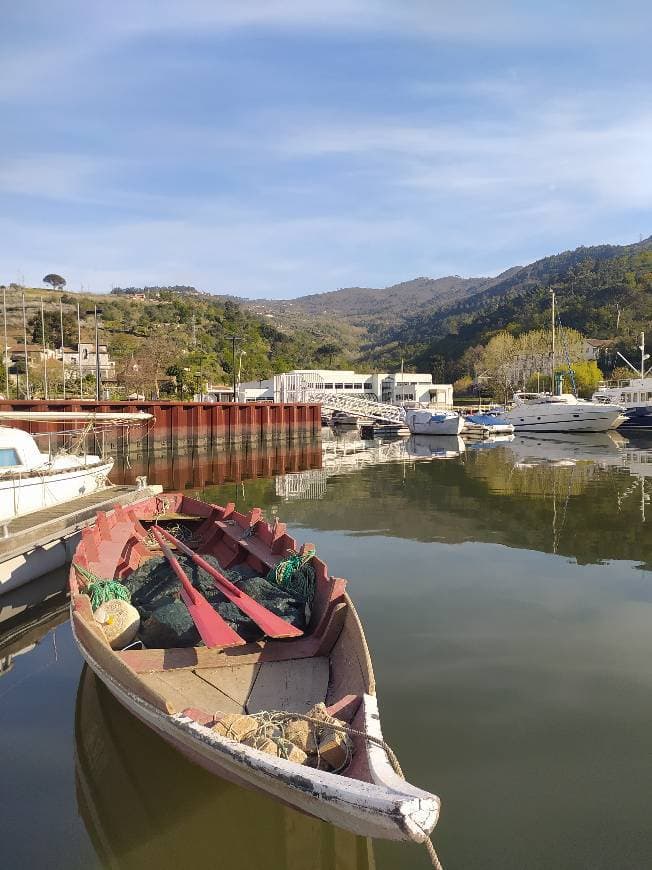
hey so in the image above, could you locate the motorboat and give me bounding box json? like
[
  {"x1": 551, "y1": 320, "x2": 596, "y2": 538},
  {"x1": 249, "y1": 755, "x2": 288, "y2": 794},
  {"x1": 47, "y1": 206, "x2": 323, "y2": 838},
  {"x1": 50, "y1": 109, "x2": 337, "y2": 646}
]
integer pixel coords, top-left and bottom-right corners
[
  {"x1": 592, "y1": 378, "x2": 652, "y2": 429},
  {"x1": 0, "y1": 427, "x2": 113, "y2": 524},
  {"x1": 405, "y1": 409, "x2": 464, "y2": 436},
  {"x1": 502, "y1": 393, "x2": 626, "y2": 432},
  {"x1": 592, "y1": 333, "x2": 652, "y2": 429},
  {"x1": 69, "y1": 494, "x2": 440, "y2": 845}
]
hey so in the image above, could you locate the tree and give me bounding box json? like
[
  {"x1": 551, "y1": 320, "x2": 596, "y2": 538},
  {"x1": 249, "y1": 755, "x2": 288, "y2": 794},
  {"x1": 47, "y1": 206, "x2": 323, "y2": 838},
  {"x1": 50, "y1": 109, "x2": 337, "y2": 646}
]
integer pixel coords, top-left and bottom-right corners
[
  {"x1": 316, "y1": 342, "x2": 341, "y2": 366},
  {"x1": 567, "y1": 360, "x2": 603, "y2": 398},
  {"x1": 43, "y1": 274, "x2": 66, "y2": 289},
  {"x1": 29, "y1": 310, "x2": 77, "y2": 347}
]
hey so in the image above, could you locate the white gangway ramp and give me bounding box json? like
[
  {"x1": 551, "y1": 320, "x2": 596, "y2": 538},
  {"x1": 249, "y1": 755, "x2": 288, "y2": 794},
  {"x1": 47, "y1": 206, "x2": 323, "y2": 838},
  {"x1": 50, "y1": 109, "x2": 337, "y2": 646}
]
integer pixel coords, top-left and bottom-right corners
[{"x1": 279, "y1": 372, "x2": 406, "y2": 424}]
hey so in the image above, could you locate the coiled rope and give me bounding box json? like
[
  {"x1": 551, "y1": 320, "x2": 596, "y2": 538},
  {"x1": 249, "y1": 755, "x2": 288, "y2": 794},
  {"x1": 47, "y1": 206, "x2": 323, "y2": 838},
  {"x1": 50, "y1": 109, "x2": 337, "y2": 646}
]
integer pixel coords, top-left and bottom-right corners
[
  {"x1": 73, "y1": 564, "x2": 132, "y2": 611},
  {"x1": 247, "y1": 710, "x2": 444, "y2": 869}
]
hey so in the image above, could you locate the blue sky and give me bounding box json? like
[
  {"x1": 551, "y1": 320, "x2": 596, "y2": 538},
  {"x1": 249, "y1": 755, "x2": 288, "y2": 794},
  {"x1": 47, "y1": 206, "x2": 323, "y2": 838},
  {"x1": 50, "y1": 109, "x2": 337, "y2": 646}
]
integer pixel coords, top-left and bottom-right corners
[{"x1": 1, "y1": 1, "x2": 651, "y2": 297}]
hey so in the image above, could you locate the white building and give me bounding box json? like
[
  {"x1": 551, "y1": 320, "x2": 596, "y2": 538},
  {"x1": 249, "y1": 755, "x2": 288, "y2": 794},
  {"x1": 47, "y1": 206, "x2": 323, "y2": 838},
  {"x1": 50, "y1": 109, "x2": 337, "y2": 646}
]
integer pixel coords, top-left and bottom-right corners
[
  {"x1": 238, "y1": 369, "x2": 453, "y2": 408},
  {"x1": 59, "y1": 343, "x2": 116, "y2": 380}
]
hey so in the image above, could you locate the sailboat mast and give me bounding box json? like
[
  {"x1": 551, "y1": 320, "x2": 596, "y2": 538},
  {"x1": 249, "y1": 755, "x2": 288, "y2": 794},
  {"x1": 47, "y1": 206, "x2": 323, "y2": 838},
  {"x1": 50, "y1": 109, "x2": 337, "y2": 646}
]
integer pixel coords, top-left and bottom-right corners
[
  {"x1": 550, "y1": 289, "x2": 556, "y2": 392},
  {"x1": 78, "y1": 303, "x2": 83, "y2": 398},
  {"x1": 41, "y1": 298, "x2": 48, "y2": 399},
  {"x1": 2, "y1": 286, "x2": 8, "y2": 398},
  {"x1": 94, "y1": 304, "x2": 100, "y2": 401},
  {"x1": 60, "y1": 297, "x2": 66, "y2": 399},
  {"x1": 22, "y1": 293, "x2": 30, "y2": 399}
]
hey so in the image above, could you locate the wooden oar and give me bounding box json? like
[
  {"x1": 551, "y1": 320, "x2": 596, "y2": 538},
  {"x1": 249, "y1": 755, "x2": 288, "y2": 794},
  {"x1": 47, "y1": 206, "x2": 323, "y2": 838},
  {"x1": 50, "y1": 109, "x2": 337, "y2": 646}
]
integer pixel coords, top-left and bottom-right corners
[
  {"x1": 149, "y1": 526, "x2": 245, "y2": 648},
  {"x1": 155, "y1": 525, "x2": 304, "y2": 639}
]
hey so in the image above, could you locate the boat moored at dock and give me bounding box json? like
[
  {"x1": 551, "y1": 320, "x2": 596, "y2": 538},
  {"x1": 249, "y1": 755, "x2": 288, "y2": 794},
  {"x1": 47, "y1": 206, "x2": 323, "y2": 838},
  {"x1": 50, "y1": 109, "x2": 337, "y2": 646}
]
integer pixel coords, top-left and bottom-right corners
[
  {"x1": 502, "y1": 393, "x2": 626, "y2": 432},
  {"x1": 405, "y1": 409, "x2": 464, "y2": 436}
]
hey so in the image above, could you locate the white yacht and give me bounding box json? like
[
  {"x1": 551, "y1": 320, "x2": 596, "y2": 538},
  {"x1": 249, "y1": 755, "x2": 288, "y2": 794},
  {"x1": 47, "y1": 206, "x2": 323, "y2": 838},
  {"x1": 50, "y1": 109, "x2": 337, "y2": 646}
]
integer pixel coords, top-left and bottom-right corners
[
  {"x1": 405, "y1": 409, "x2": 464, "y2": 436},
  {"x1": 591, "y1": 333, "x2": 652, "y2": 429},
  {"x1": 0, "y1": 427, "x2": 113, "y2": 523},
  {"x1": 502, "y1": 393, "x2": 627, "y2": 433},
  {"x1": 592, "y1": 378, "x2": 652, "y2": 429}
]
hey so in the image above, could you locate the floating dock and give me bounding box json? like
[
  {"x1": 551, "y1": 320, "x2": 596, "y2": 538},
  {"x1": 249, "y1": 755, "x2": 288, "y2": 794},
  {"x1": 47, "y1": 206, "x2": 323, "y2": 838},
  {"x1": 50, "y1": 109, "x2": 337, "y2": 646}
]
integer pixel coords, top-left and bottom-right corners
[{"x1": 0, "y1": 484, "x2": 162, "y2": 594}]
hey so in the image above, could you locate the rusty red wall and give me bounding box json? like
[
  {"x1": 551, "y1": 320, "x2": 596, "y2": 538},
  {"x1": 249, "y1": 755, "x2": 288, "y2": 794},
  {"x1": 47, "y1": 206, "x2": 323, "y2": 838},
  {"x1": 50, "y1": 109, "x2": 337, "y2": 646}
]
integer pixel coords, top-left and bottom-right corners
[{"x1": 0, "y1": 400, "x2": 321, "y2": 451}]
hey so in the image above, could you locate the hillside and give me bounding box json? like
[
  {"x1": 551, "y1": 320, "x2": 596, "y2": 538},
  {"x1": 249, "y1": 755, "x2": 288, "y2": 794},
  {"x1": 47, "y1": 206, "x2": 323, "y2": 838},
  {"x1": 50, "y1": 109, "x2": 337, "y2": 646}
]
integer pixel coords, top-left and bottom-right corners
[
  {"x1": 3, "y1": 234, "x2": 650, "y2": 399},
  {"x1": 358, "y1": 237, "x2": 652, "y2": 378},
  {"x1": 0, "y1": 285, "x2": 360, "y2": 398}
]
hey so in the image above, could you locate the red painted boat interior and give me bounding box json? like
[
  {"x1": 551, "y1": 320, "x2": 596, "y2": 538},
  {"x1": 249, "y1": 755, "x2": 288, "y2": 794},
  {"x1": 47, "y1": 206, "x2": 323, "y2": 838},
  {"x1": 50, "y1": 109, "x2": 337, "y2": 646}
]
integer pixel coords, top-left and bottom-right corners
[{"x1": 70, "y1": 493, "x2": 360, "y2": 726}]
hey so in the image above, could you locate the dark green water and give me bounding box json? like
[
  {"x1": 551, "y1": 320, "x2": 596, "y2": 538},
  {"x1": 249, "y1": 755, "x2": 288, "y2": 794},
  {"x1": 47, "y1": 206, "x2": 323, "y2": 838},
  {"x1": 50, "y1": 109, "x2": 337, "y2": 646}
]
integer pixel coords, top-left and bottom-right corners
[{"x1": 1, "y1": 431, "x2": 651, "y2": 869}]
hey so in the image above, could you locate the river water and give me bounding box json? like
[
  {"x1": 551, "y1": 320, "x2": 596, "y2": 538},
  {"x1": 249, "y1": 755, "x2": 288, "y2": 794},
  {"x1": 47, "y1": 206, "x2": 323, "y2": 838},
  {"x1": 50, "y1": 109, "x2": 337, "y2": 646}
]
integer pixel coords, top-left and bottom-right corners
[{"x1": 1, "y1": 429, "x2": 651, "y2": 869}]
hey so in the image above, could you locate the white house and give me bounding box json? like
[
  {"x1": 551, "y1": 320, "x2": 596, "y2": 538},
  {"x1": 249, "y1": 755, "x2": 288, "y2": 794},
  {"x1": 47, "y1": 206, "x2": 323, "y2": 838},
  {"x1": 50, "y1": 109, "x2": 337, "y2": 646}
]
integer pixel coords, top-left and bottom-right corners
[
  {"x1": 238, "y1": 369, "x2": 453, "y2": 408},
  {"x1": 59, "y1": 343, "x2": 116, "y2": 380}
]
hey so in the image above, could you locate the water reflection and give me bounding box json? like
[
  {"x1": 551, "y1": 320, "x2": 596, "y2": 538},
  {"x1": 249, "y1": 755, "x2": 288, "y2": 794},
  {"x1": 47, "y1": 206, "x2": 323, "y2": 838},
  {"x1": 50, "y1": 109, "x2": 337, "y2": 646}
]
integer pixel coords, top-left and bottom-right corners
[
  {"x1": 0, "y1": 570, "x2": 68, "y2": 677},
  {"x1": 74, "y1": 667, "x2": 375, "y2": 870},
  {"x1": 111, "y1": 440, "x2": 323, "y2": 490},
  {"x1": 265, "y1": 432, "x2": 652, "y2": 569}
]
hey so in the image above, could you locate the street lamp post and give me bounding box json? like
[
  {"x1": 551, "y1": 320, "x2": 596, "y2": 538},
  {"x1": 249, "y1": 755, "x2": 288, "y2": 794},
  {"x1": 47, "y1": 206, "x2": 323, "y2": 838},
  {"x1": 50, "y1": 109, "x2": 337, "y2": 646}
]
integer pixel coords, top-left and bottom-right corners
[{"x1": 226, "y1": 335, "x2": 242, "y2": 402}]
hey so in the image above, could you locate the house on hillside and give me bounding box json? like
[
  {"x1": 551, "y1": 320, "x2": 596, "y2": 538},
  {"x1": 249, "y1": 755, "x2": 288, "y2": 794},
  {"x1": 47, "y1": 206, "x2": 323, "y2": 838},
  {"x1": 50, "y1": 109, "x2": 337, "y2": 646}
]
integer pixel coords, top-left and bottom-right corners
[
  {"x1": 8, "y1": 344, "x2": 55, "y2": 365},
  {"x1": 57, "y1": 343, "x2": 116, "y2": 381},
  {"x1": 583, "y1": 338, "x2": 615, "y2": 362}
]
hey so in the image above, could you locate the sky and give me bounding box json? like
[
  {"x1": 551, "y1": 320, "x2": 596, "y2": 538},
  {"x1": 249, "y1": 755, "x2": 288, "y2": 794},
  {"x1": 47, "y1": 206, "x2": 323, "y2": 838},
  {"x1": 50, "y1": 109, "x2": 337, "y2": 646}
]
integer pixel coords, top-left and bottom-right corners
[{"x1": 1, "y1": 1, "x2": 651, "y2": 298}]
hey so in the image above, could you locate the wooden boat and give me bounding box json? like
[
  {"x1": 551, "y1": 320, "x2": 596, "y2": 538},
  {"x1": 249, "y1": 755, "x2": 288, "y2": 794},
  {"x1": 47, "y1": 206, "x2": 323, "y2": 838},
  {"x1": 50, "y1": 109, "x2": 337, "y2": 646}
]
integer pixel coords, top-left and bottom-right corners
[{"x1": 69, "y1": 493, "x2": 439, "y2": 844}]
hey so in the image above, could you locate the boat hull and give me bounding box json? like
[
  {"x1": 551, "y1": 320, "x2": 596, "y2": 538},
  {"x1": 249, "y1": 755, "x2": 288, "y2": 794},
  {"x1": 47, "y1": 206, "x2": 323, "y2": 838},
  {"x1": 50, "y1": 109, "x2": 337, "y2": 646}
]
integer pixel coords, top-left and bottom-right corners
[
  {"x1": 619, "y1": 406, "x2": 652, "y2": 429},
  {"x1": 503, "y1": 406, "x2": 624, "y2": 432},
  {"x1": 406, "y1": 411, "x2": 464, "y2": 436},
  {"x1": 0, "y1": 460, "x2": 114, "y2": 523},
  {"x1": 72, "y1": 610, "x2": 438, "y2": 843}
]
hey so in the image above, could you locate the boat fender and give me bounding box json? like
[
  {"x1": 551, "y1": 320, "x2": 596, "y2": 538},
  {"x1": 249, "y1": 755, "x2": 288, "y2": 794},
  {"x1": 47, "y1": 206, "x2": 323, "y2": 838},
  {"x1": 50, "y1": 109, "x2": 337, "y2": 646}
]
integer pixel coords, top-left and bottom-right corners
[{"x1": 94, "y1": 599, "x2": 141, "y2": 649}]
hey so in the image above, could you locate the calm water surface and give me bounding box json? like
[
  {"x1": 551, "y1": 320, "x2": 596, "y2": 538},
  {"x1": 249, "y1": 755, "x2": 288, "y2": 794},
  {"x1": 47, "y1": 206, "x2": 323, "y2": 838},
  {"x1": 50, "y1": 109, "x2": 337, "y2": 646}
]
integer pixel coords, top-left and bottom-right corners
[{"x1": 1, "y1": 430, "x2": 652, "y2": 869}]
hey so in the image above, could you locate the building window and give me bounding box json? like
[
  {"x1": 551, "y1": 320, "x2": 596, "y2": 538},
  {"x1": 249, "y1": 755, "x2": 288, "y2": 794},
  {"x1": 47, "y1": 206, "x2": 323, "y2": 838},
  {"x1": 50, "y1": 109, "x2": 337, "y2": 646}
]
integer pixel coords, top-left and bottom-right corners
[
  {"x1": 344, "y1": 384, "x2": 354, "y2": 389},
  {"x1": 354, "y1": 383, "x2": 363, "y2": 389},
  {"x1": 335, "y1": 383, "x2": 344, "y2": 389},
  {"x1": 323, "y1": 383, "x2": 334, "y2": 389},
  {"x1": 364, "y1": 383, "x2": 372, "y2": 390}
]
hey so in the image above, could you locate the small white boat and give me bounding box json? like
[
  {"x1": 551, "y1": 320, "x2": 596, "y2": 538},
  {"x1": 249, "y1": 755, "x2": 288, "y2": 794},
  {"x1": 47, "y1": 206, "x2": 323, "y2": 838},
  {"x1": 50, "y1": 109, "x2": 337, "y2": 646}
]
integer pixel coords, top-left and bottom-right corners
[
  {"x1": 0, "y1": 427, "x2": 113, "y2": 524},
  {"x1": 502, "y1": 393, "x2": 626, "y2": 433},
  {"x1": 464, "y1": 410, "x2": 515, "y2": 435},
  {"x1": 405, "y1": 409, "x2": 464, "y2": 436}
]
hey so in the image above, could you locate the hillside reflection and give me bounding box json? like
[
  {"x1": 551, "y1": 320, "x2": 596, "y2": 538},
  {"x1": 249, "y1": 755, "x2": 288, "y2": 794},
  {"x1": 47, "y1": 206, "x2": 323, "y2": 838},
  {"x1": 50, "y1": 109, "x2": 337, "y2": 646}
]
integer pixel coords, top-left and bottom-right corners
[{"x1": 210, "y1": 432, "x2": 652, "y2": 570}]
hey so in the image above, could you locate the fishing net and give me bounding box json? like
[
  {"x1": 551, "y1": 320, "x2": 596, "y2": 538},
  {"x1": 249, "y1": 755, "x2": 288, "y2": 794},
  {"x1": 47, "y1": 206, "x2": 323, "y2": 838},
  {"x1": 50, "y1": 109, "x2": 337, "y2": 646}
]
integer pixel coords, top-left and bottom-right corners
[{"x1": 121, "y1": 550, "x2": 315, "y2": 648}]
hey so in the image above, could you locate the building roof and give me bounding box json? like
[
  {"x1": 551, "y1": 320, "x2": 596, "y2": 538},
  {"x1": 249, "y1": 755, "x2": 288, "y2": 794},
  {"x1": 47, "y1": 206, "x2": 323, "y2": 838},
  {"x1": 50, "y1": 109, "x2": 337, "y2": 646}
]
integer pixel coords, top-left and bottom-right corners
[{"x1": 585, "y1": 338, "x2": 614, "y2": 348}]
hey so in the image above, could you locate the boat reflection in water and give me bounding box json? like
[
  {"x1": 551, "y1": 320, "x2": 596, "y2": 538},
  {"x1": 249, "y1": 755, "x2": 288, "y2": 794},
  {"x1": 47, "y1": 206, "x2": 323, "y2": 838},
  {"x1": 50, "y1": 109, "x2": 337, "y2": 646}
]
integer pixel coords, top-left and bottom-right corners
[
  {"x1": 0, "y1": 570, "x2": 69, "y2": 676},
  {"x1": 74, "y1": 666, "x2": 375, "y2": 870}
]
